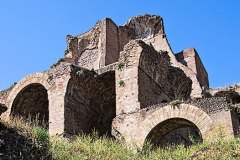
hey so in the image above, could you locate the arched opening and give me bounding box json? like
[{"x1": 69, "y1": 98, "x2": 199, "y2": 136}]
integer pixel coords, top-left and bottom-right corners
[
  {"x1": 145, "y1": 118, "x2": 202, "y2": 149},
  {"x1": 64, "y1": 70, "x2": 116, "y2": 136},
  {"x1": 11, "y1": 83, "x2": 49, "y2": 128}
]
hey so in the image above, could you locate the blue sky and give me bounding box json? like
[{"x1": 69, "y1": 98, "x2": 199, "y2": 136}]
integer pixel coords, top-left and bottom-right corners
[{"x1": 0, "y1": 0, "x2": 239, "y2": 90}]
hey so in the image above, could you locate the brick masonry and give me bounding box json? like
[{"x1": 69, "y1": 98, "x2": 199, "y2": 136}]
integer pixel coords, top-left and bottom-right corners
[{"x1": 0, "y1": 14, "x2": 239, "y2": 149}]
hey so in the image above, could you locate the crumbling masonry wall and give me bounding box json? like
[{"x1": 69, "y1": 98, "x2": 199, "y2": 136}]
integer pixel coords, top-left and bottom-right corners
[
  {"x1": 115, "y1": 40, "x2": 192, "y2": 115},
  {"x1": 176, "y1": 48, "x2": 209, "y2": 88},
  {"x1": 112, "y1": 98, "x2": 240, "y2": 148},
  {"x1": 0, "y1": 14, "x2": 239, "y2": 149},
  {"x1": 65, "y1": 14, "x2": 208, "y2": 98},
  {"x1": 64, "y1": 68, "x2": 116, "y2": 136},
  {"x1": 2, "y1": 63, "x2": 117, "y2": 136}
]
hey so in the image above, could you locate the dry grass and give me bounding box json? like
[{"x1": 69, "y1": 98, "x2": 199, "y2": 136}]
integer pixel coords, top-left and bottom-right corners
[{"x1": 1, "y1": 117, "x2": 240, "y2": 160}]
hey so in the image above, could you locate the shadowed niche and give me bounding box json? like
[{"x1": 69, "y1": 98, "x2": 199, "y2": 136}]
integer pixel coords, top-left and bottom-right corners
[
  {"x1": 11, "y1": 83, "x2": 49, "y2": 128},
  {"x1": 145, "y1": 118, "x2": 202, "y2": 149},
  {"x1": 64, "y1": 70, "x2": 116, "y2": 136}
]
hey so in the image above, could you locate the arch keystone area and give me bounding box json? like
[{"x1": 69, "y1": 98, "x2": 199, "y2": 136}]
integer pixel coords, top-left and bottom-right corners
[{"x1": 133, "y1": 104, "x2": 214, "y2": 148}]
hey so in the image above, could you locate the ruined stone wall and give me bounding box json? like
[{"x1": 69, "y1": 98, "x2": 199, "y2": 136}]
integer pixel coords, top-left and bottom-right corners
[
  {"x1": 116, "y1": 40, "x2": 172, "y2": 114},
  {"x1": 95, "y1": 63, "x2": 116, "y2": 75},
  {"x1": 113, "y1": 97, "x2": 240, "y2": 148},
  {"x1": 64, "y1": 67, "x2": 116, "y2": 136},
  {"x1": 138, "y1": 68, "x2": 167, "y2": 109},
  {"x1": 64, "y1": 75, "x2": 90, "y2": 135},
  {"x1": 0, "y1": 83, "x2": 16, "y2": 105},
  {"x1": 124, "y1": 15, "x2": 205, "y2": 98},
  {"x1": 98, "y1": 20, "x2": 107, "y2": 68},
  {"x1": 3, "y1": 63, "x2": 74, "y2": 135},
  {"x1": 63, "y1": 14, "x2": 209, "y2": 98},
  {"x1": 210, "y1": 110, "x2": 235, "y2": 139},
  {"x1": 195, "y1": 52, "x2": 209, "y2": 87},
  {"x1": 116, "y1": 39, "x2": 195, "y2": 114},
  {"x1": 65, "y1": 21, "x2": 103, "y2": 70},
  {"x1": 105, "y1": 19, "x2": 120, "y2": 66},
  {"x1": 64, "y1": 18, "x2": 129, "y2": 71},
  {"x1": 112, "y1": 103, "x2": 215, "y2": 148},
  {"x1": 137, "y1": 41, "x2": 171, "y2": 107},
  {"x1": 3, "y1": 15, "x2": 230, "y2": 147},
  {"x1": 186, "y1": 97, "x2": 228, "y2": 114},
  {"x1": 175, "y1": 48, "x2": 209, "y2": 88},
  {"x1": 118, "y1": 26, "x2": 130, "y2": 54},
  {"x1": 124, "y1": 14, "x2": 164, "y2": 40},
  {"x1": 208, "y1": 86, "x2": 240, "y2": 104},
  {"x1": 115, "y1": 66, "x2": 139, "y2": 115},
  {"x1": 167, "y1": 66, "x2": 192, "y2": 100},
  {"x1": 164, "y1": 97, "x2": 239, "y2": 138},
  {"x1": 138, "y1": 42, "x2": 170, "y2": 89}
]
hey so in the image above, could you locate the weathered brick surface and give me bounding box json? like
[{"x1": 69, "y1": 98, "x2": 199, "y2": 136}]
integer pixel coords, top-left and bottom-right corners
[
  {"x1": 64, "y1": 67, "x2": 116, "y2": 136},
  {"x1": 113, "y1": 97, "x2": 240, "y2": 148},
  {"x1": 124, "y1": 15, "x2": 205, "y2": 98},
  {"x1": 116, "y1": 40, "x2": 169, "y2": 114},
  {"x1": 175, "y1": 48, "x2": 209, "y2": 88},
  {"x1": 0, "y1": 83, "x2": 16, "y2": 105},
  {"x1": 1, "y1": 14, "x2": 239, "y2": 149},
  {"x1": 112, "y1": 104, "x2": 216, "y2": 148},
  {"x1": 63, "y1": 14, "x2": 207, "y2": 98},
  {"x1": 116, "y1": 40, "x2": 193, "y2": 115},
  {"x1": 210, "y1": 110, "x2": 235, "y2": 139}
]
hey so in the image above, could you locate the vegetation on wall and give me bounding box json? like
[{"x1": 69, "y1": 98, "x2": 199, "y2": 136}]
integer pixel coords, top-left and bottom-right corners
[
  {"x1": 119, "y1": 80, "x2": 125, "y2": 87},
  {"x1": 170, "y1": 99, "x2": 182, "y2": 108},
  {"x1": 115, "y1": 62, "x2": 126, "y2": 70}
]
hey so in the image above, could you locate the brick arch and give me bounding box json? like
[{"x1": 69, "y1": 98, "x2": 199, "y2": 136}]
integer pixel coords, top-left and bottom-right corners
[
  {"x1": 5, "y1": 72, "x2": 50, "y2": 118},
  {"x1": 136, "y1": 104, "x2": 214, "y2": 148}
]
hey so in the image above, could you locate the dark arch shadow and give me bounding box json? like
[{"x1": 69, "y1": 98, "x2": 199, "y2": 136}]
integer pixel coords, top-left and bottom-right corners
[
  {"x1": 64, "y1": 70, "x2": 116, "y2": 137},
  {"x1": 11, "y1": 83, "x2": 49, "y2": 128},
  {"x1": 144, "y1": 118, "x2": 203, "y2": 149}
]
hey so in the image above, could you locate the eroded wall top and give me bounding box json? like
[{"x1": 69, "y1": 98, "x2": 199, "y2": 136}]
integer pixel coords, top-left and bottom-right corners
[
  {"x1": 64, "y1": 14, "x2": 166, "y2": 70},
  {"x1": 62, "y1": 14, "x2": 208, "y2": 98}
]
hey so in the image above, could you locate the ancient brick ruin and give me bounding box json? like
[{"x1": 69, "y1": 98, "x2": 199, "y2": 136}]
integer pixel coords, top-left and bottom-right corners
[{"x1": 1, "y1": 14, "x2": 240, "y2": 148}]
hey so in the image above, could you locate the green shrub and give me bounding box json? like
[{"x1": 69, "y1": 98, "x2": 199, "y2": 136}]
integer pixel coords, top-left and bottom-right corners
[
  {"x1": 115, "y1": 62, "x2": 125, "y2": 70},
  {"x1": 119, "y1": 80, "x2": 125, "y2": 87},
  {"x1": 228, "y1": 103, "x2": 237, "y2": 110},
  {"x1": 32, "y1": 126, "x2": 49, "y2": 144},
  {"x1": 170, "y1": 99, "x2": 182, "y2": 108},
  {"x1": 76, "y1": 68, "x2": 86, "y2": 77},
  {"x1": 57, "y1": 58, "x2": 65, "y2": 63},
  {"x1": 215, "y1": 125, "x2": 227, "y2": 142}
]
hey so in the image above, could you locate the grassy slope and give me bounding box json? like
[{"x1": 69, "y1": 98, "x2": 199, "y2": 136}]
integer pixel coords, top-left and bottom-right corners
[{"x1": 0, "y1": 118, "x2": 240, "y2": 160}]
